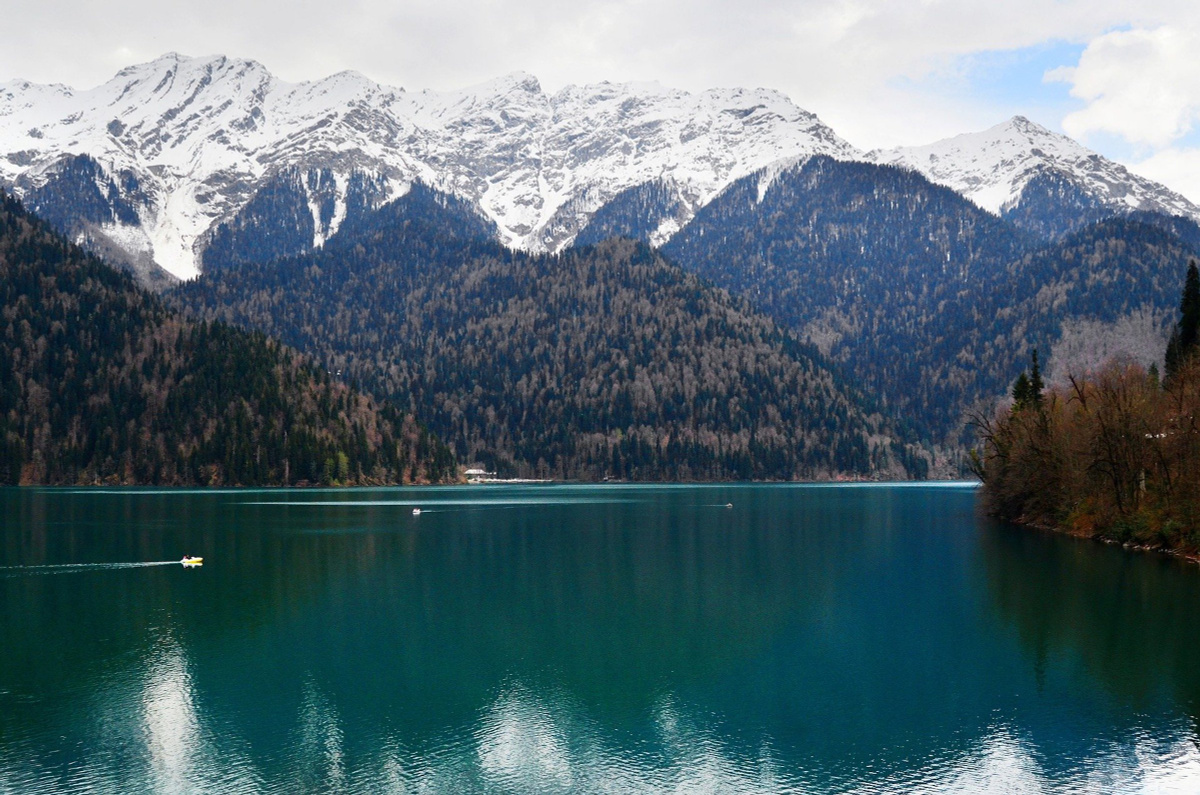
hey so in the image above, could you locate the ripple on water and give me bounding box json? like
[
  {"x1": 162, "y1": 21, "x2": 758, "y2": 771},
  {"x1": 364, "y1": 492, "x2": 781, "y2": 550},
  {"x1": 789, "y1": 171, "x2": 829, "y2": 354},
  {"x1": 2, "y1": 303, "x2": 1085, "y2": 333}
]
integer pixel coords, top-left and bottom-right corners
[{"x1": 5, "y1": 484, "x2": 1200, "y2": 794}]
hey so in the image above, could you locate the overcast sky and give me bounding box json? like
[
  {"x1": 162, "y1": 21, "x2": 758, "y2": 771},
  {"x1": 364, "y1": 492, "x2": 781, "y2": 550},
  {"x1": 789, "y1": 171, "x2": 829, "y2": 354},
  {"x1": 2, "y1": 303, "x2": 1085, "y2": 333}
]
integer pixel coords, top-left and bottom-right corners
[{"x1": 6, "y1": 0, "x2": 1200, "y2": 201}]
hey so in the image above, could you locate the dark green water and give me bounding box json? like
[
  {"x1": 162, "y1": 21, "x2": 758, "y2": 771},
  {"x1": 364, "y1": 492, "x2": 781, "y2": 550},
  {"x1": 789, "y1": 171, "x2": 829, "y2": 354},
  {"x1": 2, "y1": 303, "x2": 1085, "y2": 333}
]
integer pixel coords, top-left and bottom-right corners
[{"x1": 2, "y1": 484, "x2": 1199, "y2": 793}]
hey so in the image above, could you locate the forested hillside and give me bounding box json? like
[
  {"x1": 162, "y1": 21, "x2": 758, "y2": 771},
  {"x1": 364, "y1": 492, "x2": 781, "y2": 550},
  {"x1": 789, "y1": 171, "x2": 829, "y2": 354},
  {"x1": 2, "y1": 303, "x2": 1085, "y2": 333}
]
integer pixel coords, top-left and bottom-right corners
[
  {"x1": 985, "y1": 218, "x2": 1197, "y2": 351},
  {"x1": 17, "y1": 154, "x2": 177, "y2": 291},
  {"x1": 0, "y1": 191, "x2": 454, "y2": 486},
  {"x1": 997, "y1": 169, "x2": 1119, "y2": 241},
  {"x1": 572, "y1": 180, "x2": 689, "y2": 248},
  {"x1": 973, "y1": 264, "x2": 1200, "y2": 553},
  {"x1": 174, "y1": 184, "x2": 923, "y2": 480},
  {"x1": 201, "y1": 168, "x2": 398, "y2": 272},
  {"x1": 661, "y1": 157, "x2": 1200, "y2": 445},
  {"x1": 662, "y1": 156, "x2": 1031, "y2": 442}
]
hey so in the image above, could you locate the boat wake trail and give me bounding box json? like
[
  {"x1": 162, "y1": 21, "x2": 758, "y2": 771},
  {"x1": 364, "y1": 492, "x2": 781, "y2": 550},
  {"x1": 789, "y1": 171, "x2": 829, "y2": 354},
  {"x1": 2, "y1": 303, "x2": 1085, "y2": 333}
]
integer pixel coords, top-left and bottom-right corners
[{"x1": 0, "y1": 561, "x2": 179, "y2": 577}]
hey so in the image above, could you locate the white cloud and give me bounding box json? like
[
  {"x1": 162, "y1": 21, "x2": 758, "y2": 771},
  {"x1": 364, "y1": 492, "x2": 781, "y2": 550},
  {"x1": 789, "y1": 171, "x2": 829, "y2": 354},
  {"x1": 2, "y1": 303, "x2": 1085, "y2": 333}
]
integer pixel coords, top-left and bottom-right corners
[
  {"x1": 1053, "y1": 25, "x2": 1200, "y2": 149},
  {"x1": 1128, "y1": 147, "x2": 1200, "y2": 205},
  {"x1": 1042, "y1": 17, "x2": 1200, "y2": 204},
  {"x1": 0, "y1": 0, "x2": 1196, "y2": 155}
]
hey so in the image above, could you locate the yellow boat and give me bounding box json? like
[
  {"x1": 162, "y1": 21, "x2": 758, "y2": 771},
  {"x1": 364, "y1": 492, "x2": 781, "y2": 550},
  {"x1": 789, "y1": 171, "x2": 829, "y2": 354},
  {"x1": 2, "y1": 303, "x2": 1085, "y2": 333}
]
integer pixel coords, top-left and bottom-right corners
[{"x1": 181, "y1": 556, "x2": 203, "y2": 567}]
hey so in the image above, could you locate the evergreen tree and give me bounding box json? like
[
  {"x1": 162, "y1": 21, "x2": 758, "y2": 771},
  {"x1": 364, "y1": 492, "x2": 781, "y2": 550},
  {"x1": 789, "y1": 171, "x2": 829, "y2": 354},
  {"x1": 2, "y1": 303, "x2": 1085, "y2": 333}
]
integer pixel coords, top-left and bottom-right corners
[
  {"x1": 1011, "y1": 350, "x2": 1043, "y2": 411},
  {"x1": 1165, "y1": 260, "x2": 1200, "y2": 381},
  {"x1": 1180, "y1": 260, "x2": 1200, "y2": 353},
  {"x1": 1012, "y1": 372, "x2": 1033, "y2": 410},
  {"x1": 1029, "y1": 349, "x2": 1044, "y2": 406},
  {"x1": 1166, "y1": 328, "x2": 1182, "y2": 381}
]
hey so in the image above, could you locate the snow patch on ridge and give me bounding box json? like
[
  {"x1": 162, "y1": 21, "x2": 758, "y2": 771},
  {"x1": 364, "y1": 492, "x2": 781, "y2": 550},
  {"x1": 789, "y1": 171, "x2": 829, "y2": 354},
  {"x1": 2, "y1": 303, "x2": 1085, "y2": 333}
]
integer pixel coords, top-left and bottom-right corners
[
  {"x1": 329, "y1": 172, "x2": 348, "y2": 241},
  {"x1": 96, "y1": 218, "x2": 153, "y2": 256},
  {"x1": 756, "y1": 155, "x2": 808, "y2": 204},
  {"x1": 304, "y1": 173, "x2": 325, "y2": 248},
  {"x1": 147, "y1": 188, "x2": 205, "y2": 280},
  {"x1": 649, "y1": 217, "x2": 683, "y2": 248},
  {"x1": 869, "y1": 116, "x2": 1200, "y2": 222}
]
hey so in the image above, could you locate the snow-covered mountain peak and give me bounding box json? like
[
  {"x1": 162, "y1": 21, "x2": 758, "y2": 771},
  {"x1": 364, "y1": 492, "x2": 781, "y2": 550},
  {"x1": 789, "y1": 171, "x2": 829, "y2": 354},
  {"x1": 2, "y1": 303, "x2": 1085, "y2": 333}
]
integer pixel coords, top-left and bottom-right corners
[
  {"x1": 111, "y1": 51, "x2": 188, "y2": 80},
  {"x1": 964, "y1": 115, "x2": 1083, "y2": 156},
  {"x1": 868, "y1": 116, "x2": 1084, "y2": 212},
  {"x1": 0, "y1": 54, "x2": 852, "y2": 277},
  {"x1": 869, "y1": 116, "x2": 1200, "y2": 224},
  {"x1": 420, "y1": 71, "x2": 546, "y2": 115},
  {"x1": 485, "y1": 71, "x2": 543, "y2": 94},
  {"x1": 1004, "y1": 114, "x2": 1046, "y2": 133},
  {"x1": 106, "y1": 53, "x2": 276, "y2": 101}
]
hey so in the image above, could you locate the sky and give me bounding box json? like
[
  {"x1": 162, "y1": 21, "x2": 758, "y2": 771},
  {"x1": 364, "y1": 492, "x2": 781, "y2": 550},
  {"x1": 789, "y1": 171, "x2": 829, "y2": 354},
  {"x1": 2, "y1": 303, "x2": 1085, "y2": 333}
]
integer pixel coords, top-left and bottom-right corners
[{"x1": 5, "y1": 0, "x2": 1200, "y2": 201}]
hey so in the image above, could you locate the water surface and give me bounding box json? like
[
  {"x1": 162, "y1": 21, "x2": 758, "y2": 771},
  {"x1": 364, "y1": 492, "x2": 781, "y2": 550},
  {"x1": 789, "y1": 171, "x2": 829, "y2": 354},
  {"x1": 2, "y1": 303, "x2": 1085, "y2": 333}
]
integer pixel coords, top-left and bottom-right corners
[{"x1": 2, "y1": 484, "x2": 1199, "y2": 793}]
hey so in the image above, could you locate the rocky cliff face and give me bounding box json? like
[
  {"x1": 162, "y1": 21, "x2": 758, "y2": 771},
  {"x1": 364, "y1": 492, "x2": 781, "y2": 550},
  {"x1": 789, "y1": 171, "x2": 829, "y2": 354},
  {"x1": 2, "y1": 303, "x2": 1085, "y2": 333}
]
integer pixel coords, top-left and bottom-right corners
[
  {"x1": 0, "y1": 53, "x2": 858, "y2": 279},
  {"x1": 5, "y1": 55, "x2": 1197, "y2": 283},
  {"x1": 869, "y1": 116, "x2": 1200, "y2": 239}
]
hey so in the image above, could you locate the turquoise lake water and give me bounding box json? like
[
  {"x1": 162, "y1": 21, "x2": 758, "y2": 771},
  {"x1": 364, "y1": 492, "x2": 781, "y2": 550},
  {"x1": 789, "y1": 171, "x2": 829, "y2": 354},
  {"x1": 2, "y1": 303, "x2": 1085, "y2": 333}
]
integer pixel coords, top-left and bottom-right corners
[{"x1": 2, "y1": 483, "x2": 1199, "y2": 793}]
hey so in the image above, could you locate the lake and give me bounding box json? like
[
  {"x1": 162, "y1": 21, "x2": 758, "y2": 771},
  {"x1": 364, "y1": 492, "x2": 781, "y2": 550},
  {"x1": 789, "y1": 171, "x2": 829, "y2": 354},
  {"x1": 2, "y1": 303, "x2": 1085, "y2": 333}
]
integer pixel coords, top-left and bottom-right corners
[{"x1": 2, "y1": 483, "x2": 1199, "y2": 793}]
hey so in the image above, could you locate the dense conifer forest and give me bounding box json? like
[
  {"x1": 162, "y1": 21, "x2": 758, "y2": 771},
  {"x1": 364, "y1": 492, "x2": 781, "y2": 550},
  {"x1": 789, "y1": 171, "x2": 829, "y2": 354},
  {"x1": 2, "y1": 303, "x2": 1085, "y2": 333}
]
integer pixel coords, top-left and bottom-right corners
[
  {"x1": 973, "y1": 262, "x2": 1200, "y2": 553},
  {"x1": 660, "y1": 157, "x2": 1200, "y2": 445},
  {"x1": 202, "y1": 167, "x2": 394, "y2": 272},
  {"x1": 174, "y1": 184, "x2": 924, "y2": 480},
  {"x1": 573, "y1": 180, "x2": 688, "y2": 248},
  {"x1": 0, "y1": 191, "x2": 454, "y2": 486},
  {"x1": 661, "y1": 156, "x2": 1032, "y2": 443},
  {"x1": 996, "y1": 170, "x2": 1119, "y2": 240}
]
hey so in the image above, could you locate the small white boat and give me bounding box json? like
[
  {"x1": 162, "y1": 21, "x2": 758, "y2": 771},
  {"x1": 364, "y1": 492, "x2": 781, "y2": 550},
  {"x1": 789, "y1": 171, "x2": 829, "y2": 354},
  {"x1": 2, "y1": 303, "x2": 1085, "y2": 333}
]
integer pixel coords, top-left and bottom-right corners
[
  {"x1": 181, "y1": 556, "x2": 203, "y2": 567},
  {"x1": 412, "y1": 508, "x2": 422, "y2": 516}
]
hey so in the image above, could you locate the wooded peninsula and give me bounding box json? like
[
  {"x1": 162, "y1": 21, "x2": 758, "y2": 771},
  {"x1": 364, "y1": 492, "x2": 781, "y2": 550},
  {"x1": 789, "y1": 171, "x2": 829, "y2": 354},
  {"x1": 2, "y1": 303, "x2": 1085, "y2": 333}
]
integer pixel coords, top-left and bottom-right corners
[{"x1": 973, "y1": 261, "x2": 1200, "y2": 554}]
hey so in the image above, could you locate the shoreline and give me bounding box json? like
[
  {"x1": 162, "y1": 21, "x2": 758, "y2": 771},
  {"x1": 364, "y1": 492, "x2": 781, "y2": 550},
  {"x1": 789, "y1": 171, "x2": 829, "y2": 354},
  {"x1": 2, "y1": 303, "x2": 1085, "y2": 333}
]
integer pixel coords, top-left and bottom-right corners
[{"x1": 999, "y1": 513, "x2": 1200, "y2": 566}]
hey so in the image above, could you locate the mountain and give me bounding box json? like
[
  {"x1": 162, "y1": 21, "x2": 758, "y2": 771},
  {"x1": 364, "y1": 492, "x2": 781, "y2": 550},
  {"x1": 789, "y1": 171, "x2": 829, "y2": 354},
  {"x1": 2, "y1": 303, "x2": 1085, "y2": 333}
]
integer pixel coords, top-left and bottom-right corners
[
  {"x1": 662, "y1": 156, "x2": 1200, "y2": 444},
  {"x1": 200, "y1": 166, "x2": 399, "y2": 272},
  {"x1": 15, "y1": 153, "x2": 178, "y2": 290},
  {"x1": 5, "y1": 55, "x2": 1197, "y2": 286},
  {"x1": 0, "y1": 190, "x2": 454, "y2": 486},
  {"x1": 173, "y1": 183, "x2": 925, "y2": 481},
  {"x1": 984, "y1": 217, "x2": 1199, "y2": 370},
  {"x1": 662, "y1": 155, "x2": 1032, "y2": 442},
  {"x1": 870, "y1": 116, "x2": 1200, "y2": 240},
  {"x1": 0, "y1": 53, "x2": 858, "y2": 281}
]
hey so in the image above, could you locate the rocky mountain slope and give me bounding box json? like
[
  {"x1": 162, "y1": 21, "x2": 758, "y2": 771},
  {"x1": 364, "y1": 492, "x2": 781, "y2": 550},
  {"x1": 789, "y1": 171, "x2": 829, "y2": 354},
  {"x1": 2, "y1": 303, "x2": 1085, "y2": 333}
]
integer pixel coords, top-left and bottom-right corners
[
  {"x1": 0, "y1": 53, "x2": 857, "y2": 280},
  {"x1": 3, "y1": 55, "x2": 1198, "y2": 284},
  {"x1": 869, "y1": 117, "x2": 1200, "y2": 239}
]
